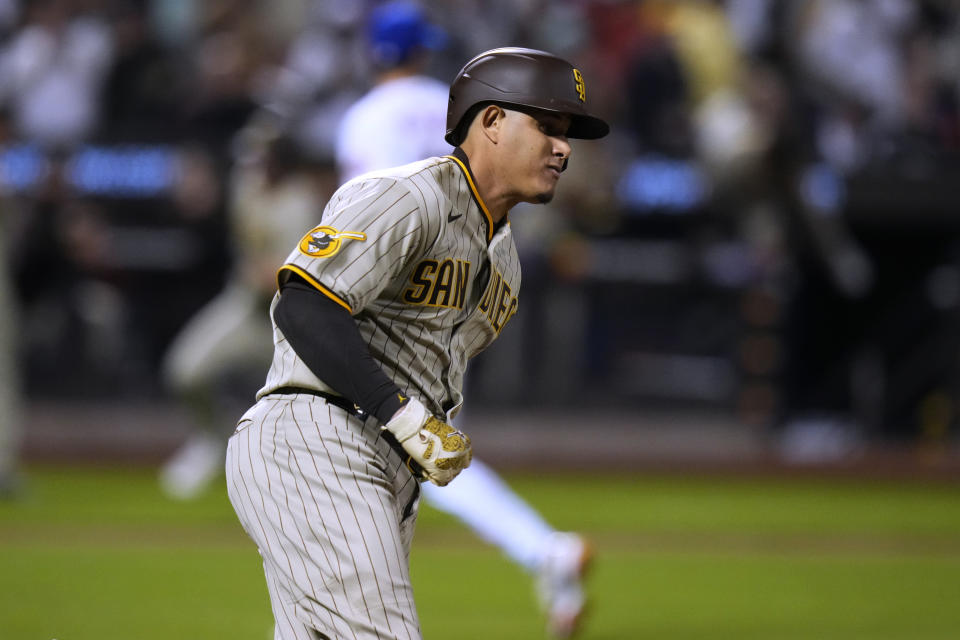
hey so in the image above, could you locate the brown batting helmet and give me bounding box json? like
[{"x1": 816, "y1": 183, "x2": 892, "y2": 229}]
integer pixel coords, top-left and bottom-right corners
[{"x1": 445, "y1": 47, "x2": 610, "y2": 146}]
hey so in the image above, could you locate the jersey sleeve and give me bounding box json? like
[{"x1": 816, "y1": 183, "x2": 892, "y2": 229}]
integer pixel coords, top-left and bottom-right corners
[{"x1": 278, "y1": 177, "x2": 428, "y2": 314}]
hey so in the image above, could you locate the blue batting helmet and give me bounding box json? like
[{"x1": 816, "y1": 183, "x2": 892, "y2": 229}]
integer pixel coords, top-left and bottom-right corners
[{"x1": 367, "y1": 1, "x2": 447, "y2": 68}]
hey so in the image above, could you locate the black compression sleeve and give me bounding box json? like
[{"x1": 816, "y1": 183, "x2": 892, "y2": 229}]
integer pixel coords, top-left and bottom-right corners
[{"x1": 273, "y1": 277, "x2": 406, "y2": 424}]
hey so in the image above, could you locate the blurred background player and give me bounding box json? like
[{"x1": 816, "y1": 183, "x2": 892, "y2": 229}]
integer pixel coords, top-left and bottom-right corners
[
  {"x1": 158, "y1": 123, "x2": 332, "y2": 499},
  {"x1": 336, "y1": 3, "x2": 591, "y2": 637}
]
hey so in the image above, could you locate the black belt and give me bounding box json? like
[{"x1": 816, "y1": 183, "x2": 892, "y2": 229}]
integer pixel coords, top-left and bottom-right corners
[{"x1": 268, "y1": 385, "x2": 426, "y2": 485}]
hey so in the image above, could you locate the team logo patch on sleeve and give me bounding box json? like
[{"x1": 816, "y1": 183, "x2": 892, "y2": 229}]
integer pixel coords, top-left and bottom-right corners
[{"x1": 298, "y1": 225, "x2": 367, "y2": 258}]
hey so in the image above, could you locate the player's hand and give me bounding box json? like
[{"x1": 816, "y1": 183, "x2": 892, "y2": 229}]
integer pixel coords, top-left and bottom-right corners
[{"x1": 383, "y1": 398, "x2": 472, "y2": 486}]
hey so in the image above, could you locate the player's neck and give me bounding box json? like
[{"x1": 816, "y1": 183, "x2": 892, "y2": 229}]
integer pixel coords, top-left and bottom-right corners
[{"x1": 457, "y1": 146, "x2": 514, "y2": 223}]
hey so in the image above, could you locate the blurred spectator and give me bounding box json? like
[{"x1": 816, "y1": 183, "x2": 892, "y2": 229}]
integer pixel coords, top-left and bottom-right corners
[
  {"x1": 10, "y1": 149, "x2": 92, "y2": 394},
  {"x1": 178, "y1": 1, "x2": 266, "y2": 158},
  {"x1": 100, "y1": 0, "x2": 188, "y2": 142},
  {"x1": 618, "y1": 7, "x2": 695, "y2": 159},
  {"x1": 130, "y1": 142, "x2": 232, "y2": 368},
  {"x1": 721, "y1": 0, "x2": 960, "y2": 452},
  {"x1": 0, "y1": 0, "x2": 114, "y2": 151},
  {"x1": 254, "y1": 0, "x2": 368, "y2": 159},
  {"x1": 789, "y1": 0, "x2": 917, "y2": 173}
]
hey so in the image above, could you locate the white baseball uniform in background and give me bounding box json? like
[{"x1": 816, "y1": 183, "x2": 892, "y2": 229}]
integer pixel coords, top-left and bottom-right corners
[
  {"x1": 227, "y1": 153, "x2": 521, "y2": 638},
  {"x1": 336, "y1": 75, "x2": 451, "y2": 184}
]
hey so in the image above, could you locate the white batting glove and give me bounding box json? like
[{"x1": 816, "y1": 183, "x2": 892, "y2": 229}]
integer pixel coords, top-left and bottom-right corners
[{"x1": 383, "y1": 398, "x2": 472, "y2": 486}]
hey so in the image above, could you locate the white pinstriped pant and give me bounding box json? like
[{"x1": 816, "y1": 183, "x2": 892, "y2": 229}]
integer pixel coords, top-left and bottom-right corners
[{"x1": 226, "y1": 393, "x2": 423, "y2": 640}]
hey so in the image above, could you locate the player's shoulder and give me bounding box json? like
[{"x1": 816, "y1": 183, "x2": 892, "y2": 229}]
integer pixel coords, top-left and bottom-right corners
[
  {"x1": 337, "y1": 157, "x2": 457, "y2": 219},
  {"x1": 344, "y1": 156, "x2": 454, "y2": 194}
]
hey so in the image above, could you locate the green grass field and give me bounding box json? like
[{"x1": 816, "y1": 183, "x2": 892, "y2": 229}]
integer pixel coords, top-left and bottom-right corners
[{"x1": 2, "y1": 465, "x2": 960, "y2": 639}]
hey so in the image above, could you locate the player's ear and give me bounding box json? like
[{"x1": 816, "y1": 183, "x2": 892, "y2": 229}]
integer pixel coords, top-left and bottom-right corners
[{"x1": 479, "y1": 105, "x2": 504, "y2": 143}]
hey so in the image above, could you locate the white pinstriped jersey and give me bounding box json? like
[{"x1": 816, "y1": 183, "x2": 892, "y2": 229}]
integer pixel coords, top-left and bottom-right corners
[{"x1": 259, "y1": 153, "x2": 521, "y2": 419}]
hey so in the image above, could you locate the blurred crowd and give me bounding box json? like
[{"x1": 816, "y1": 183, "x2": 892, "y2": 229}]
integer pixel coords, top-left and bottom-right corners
[{"x1": 1, "y1": 0, "x2": 960, "y2": 462}]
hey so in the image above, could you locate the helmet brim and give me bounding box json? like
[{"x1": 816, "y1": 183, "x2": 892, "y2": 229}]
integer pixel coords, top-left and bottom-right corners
[
  {"x1": 445, "y1": 100, "x2": 610, "y2": 146},
  {"x1": 568, "y1": 113, "x2": 610, "y2": 140}
]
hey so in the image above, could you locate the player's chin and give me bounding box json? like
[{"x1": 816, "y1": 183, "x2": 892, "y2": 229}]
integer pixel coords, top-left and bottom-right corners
[
  {"x1": 534, "y1": 191, "x2": 555, "y2": 204},
  {"x1": 532, "y1": 185, "x2": 557, "y2": 204}
]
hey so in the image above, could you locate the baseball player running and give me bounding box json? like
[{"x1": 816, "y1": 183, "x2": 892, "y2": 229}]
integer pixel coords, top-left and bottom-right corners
[
  {"x1": 225, "y1": 47, "x2": 609, "y2": 640},
  {"x1": 336, "y1": 4, "x2": 597, "y2": 636}
]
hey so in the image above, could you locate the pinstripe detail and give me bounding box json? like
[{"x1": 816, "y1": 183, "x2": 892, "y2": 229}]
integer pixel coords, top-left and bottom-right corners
[
  {"x1": 334, "y1": 436, "x2": 399, "y2": 639},
  {"x1": 227, "y1": 395, "x2": 422, "y2": 639},
  {"x1": 292, "y1": 402, "x2": 346, "y2": 587},
  {"x1": 292, "y1": 406, "x2": 381, "y2": 631},
  {"x1": 339, "y1": 180, "x2": 407, "y2": 226},
  {"x1": 266, "y1": 405, "x2": 304, "y2": 598}
]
